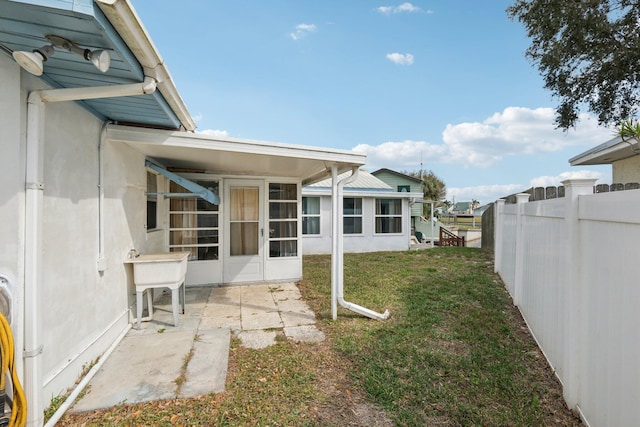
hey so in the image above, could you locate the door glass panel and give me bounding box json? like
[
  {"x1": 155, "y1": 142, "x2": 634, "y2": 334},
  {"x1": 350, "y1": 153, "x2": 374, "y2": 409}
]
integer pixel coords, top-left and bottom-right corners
[
  {"x1": 230, "y1": 187, "x2": 259, "y2": 221},
  {"x1": 230, "y1": 186, "x2": 259, "y2": 256},
  {"x1": 230, "y1": 223, "x2": 259, "y2": 255}
]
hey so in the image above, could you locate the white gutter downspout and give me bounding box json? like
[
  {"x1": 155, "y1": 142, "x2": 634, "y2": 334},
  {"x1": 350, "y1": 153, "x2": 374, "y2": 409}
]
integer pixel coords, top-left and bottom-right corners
[
  {"x1": 97, "y1": 122, "x2": 110, "y2": 273},
  {"x1": 330, "y1": 164, "x2": 390, "y2": 321},
  {"x1": 23, "y1": 77, "x2": 156, "y2": 427}
]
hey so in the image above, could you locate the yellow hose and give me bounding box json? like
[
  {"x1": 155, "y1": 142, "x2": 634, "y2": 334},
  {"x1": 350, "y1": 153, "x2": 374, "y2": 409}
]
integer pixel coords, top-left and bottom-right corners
[{"x1": 0, "y1": 313, "x2": 26, "y2": 427}]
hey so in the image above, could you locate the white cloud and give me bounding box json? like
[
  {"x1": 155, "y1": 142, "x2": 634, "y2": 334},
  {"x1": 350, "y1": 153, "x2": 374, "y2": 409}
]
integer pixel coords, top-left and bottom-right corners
[
  {"x1": 386, "y1": 52, "x2": 414, "y2": 65},
  {"x1": 377, "y1": 3, "x2": 421, "y2": 14},
  {"x1": 529, "y1": 170, "x2": 607, "y2": 187},
  {"x1": 355, "y1": 106, "x2": 611, "y2": 171},
  {"x1": 196, "y1": 129, "x2": 229, "y2": 138},
  {"x1": 447, "y1": 184, "x2": 524, "y2": 205},
  {"x1": 290, "y1": 23, "x2": 317, "y2": 40},
  {"x1": 445, "y1": 170, "x2": 608, "y2": 205},
  {"x1": 440, "y1": 107, "x2": 612, "y2": 167}
]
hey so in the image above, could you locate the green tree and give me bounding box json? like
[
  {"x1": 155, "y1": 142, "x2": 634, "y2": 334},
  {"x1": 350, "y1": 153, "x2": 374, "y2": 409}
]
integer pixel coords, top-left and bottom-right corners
[
  {"x1": 407, "y1": 170, "x2": 447, "y2": 217},
  {"x1": 507, "y1": 0, "x2": 640, "y2": 129}
]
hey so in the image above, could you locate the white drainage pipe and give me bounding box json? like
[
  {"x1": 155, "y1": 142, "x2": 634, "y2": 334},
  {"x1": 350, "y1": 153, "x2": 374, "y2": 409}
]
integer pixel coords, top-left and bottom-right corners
[{"x1": 330, "y1": 164, "x2": 390, "y2": 321}]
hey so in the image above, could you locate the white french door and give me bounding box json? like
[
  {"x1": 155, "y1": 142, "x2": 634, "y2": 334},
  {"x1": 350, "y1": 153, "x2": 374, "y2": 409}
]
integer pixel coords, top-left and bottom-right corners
[{"x1": 224, "y1": 179, "x2": 264, "y2": 283}]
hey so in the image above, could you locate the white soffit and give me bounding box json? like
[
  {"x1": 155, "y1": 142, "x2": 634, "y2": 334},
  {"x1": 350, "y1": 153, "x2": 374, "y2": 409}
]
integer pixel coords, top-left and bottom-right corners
[{"x1": 107, "y1": 125, "x2": 366, "y2": 184}]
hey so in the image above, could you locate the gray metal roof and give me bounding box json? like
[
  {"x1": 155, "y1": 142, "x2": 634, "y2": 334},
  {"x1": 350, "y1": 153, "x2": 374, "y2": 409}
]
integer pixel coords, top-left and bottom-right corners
[
  {"x1": 0, "y1": 0, "x2": 193, "y2": 130},
  {"x1": 306, "y1": 170, "x2": 394, "y2": 191}
]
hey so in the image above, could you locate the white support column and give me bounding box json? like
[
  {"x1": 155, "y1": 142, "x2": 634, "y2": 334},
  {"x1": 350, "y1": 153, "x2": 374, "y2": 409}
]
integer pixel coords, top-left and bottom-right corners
[
  {"x1": 561, "y1": 179, "x2": 596, "y2": 411},
  {"x1": 330, "y1": 165, "x2": 339, "y2": 320},
  {"x1": 513, "y1": 193, "x2": 530, "y2": 307}
]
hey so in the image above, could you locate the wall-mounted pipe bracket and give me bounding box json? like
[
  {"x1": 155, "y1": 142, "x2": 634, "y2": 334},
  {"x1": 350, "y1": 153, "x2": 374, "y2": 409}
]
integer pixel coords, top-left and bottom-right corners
[{"x1": 23, "y1": 345, "x2": 43, "y2": 358}]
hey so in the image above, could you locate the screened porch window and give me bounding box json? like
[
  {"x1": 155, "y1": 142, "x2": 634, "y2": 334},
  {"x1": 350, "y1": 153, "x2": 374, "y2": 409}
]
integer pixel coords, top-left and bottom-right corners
[
  {"x1": 302, "y1": 197, "x2": 320, "y2": 235},
  {"x1": 169, "y1": 180, "x2": 220, "y2": 260},
  {"x1": 269, "y1": 183, "x2": 298, "y2": 257},
  {"x1": 343, "y1": 197, "x2": 362, "y2": 234},
  {"x1": 375, "y1": 198, "x2": 402, "y2": 234}
]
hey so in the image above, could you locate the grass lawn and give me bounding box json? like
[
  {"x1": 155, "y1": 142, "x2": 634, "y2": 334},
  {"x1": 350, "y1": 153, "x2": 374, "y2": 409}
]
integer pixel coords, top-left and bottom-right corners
[{"x1": 60, "y1": 248, "x2": 581, "y2": 426}]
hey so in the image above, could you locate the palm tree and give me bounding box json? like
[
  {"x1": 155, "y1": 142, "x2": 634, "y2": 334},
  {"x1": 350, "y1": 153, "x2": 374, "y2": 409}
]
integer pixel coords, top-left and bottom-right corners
[{"x1": 407, "y1": 170, "x2": 447, "y2": 217}]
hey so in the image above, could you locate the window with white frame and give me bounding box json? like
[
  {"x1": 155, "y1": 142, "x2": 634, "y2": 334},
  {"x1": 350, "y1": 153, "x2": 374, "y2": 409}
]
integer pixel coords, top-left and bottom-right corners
[
  {"x1": 375, "y1": 198, "x2": 402, "y2": 233},
  {"x1": 146, "y1": 170, "x2": 158, "y2": 231},
  {"x1": 343, "y1": 197, "x2": 362, "y2": 234},
  {"x1": 268, "y1": 183, "x2": 298, "y2": 257},
  {"x1": 302, "y1": 197, "x2": 320, "y2": 235}
]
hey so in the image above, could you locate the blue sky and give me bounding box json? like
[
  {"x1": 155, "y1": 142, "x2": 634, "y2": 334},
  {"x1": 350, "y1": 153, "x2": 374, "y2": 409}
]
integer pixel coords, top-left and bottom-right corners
[{"x1": 131, "y1": 0, "x2": 614, "y2": 205}]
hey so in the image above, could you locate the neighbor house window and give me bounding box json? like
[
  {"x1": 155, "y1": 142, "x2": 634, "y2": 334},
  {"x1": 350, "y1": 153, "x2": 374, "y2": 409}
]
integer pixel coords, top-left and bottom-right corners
[
  {"x1": 302, "y1": 197, "x2": 320, "y2": 235},
  {"x1": 343, "y1": 198, "x2": 362, "y2": 234},
  {"x1": 146, "y1": 170, "x2": 158, "y2": 231},
  {"x1": 397, "y1": 185, "x2": 410, "y2": 192},
  {"x1": 268, "y1": 183, "x2": 298, "y2": 257},
  {"x1": 375, "y1": 198, "x2": 402, "y2": 233}
]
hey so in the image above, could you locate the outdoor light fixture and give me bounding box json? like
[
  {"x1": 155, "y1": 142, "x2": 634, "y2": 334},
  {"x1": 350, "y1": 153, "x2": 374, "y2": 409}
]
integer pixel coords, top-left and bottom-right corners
[
  {"x1": 12, "y1": 44, "x2": 54, "y2": 76},
  {"x1": 12, "y1": 34, "x2": 111, "y2": 76}
]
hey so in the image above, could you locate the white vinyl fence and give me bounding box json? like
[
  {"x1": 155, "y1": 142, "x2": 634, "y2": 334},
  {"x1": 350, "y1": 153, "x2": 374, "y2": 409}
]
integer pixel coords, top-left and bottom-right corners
[{"x1": 494, "y1": 179, "x2": 640, "y2": 427}]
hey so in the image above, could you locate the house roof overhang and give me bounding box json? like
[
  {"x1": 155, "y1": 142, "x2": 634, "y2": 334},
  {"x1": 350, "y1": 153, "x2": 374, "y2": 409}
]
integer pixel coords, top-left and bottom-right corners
[
  {"x1": 107, "y1": 125, "x2": 366, "y2": 185},
  {"x1": 569, "y1": 135, "x2": 640, "y2": 166},
  {"x1": 371, "y1": 168, "x2": 424, "y2": 184},
  {"x1": 0, "y1": 0, "x2": 194, "y2": 131}
]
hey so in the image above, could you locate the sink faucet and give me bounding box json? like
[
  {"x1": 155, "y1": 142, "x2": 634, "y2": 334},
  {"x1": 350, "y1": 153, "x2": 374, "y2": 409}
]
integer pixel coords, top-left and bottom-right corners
[{"x1": 127, "y1": 249, "x2": 139, "y2": 259}]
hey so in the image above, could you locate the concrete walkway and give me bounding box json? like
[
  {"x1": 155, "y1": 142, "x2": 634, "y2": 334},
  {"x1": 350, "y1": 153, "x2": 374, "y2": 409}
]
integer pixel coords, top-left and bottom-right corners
[{"x1": 70, "y1": 282, "x2": 324, "y2": 413}]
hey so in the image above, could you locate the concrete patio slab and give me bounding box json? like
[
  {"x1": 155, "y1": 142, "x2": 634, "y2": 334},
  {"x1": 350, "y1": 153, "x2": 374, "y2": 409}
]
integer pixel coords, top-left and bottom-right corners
[
  {"x1": 71, "y1": 331, "x2": 195, "y2": 412},
  {"x1": 240, "y1": 284, "x2": 282, "y2": 330},
  {"x1": 69, "y1": 282, "x2": 324, "y2": 414},
  {"x1": 237, "y1": 329, "x2": 278, "y2": 349},
  {"x1": 284, "y1": 325, "x2": 325, "y2": 343},
  {"x1": 179, "y1": 328, "x2": 230, "y2": 398}
]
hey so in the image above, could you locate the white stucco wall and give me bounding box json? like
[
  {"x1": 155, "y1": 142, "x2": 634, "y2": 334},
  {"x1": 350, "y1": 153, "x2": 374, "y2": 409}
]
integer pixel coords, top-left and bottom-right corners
[
  {"x1": 0, "y1": 54, "x2": 26, "y2": 379},
  {"x1": 612, "y1": 155, "x2": 640, "y2": 184},
  {"x1": 0, "y1": 54, "x2": 170, "y2": 401},
  {"x1": 301, "y1": 195, "x2": 411, "y2": 255}
]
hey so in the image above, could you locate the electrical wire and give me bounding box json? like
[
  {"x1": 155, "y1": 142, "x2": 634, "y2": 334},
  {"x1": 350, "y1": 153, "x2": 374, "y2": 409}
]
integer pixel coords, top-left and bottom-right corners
[{"x1": 0, "y1": 313, "x2": 26, "y2": 426}]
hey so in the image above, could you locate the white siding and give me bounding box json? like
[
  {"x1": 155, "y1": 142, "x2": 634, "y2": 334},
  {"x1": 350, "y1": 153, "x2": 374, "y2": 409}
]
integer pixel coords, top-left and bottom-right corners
[{"x1": 302, "y1": 195, "x2": 411, "y2": 254}]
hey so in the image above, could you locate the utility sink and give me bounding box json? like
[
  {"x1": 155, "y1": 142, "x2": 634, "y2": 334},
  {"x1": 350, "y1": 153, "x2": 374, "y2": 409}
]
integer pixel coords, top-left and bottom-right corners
[{"x1": 125, "y1": 251, "x2": 190, "y2": 329}]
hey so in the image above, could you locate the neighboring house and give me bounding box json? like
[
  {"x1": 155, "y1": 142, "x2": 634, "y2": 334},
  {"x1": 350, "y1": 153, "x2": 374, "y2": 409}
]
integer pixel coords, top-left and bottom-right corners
[
  {"x1": 371, "y1": 168, "x2": 439, "y2": 239},
  {"x1": 570, "y1": 134, "x2": 640, "y2": 183},
  {"x1": 0, "y1": 1, "x2": 364, "y2": 425},
  {"x1": 301, "y1": 170, "x2": 423, "y2": 254},
  {"x1": 450, "y1": 201, "x2": 472, "y2": 215}
]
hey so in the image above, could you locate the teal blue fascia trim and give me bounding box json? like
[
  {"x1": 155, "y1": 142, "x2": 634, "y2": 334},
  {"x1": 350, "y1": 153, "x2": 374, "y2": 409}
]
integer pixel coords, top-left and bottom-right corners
[
  {"x1": 91, "y1": 6, "x2": 182, "y2": 129},
  {"x1": 145, "y1": 160, "x2": 220, "y2": 204}
]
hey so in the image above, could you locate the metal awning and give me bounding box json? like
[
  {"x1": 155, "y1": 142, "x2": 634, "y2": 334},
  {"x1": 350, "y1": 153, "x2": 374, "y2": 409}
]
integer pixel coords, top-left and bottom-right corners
[{"x1": 145, "y1": 160, "x2": 220, "y2": 204}]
